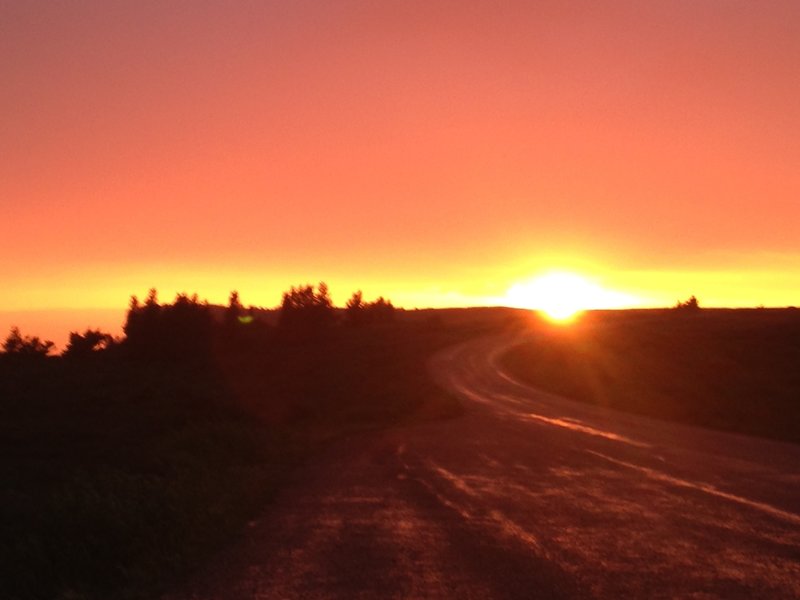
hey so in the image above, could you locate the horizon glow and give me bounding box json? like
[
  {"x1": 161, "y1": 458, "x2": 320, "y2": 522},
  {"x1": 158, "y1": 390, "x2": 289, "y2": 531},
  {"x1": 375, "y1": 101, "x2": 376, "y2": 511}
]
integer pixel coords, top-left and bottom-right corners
[{"x1": 503, "y1": 272, "x2": 642, "y2": 321}]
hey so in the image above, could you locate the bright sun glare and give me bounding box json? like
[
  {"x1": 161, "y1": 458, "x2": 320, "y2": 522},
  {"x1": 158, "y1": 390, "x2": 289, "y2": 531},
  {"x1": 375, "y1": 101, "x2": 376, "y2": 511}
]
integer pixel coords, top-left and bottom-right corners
[{"x1": 505, "y1": 272, "x2": 636, "y2": 322}]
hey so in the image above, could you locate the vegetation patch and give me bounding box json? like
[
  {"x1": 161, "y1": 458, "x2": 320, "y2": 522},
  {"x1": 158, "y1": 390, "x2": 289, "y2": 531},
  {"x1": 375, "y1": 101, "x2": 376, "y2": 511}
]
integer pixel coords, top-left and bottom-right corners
[
  {"x1": 502, "y1": 308, "x2": 800, "y2": 444},
  {"x1": 0, "y1": 285, "x2": 519, "y2": 600}
]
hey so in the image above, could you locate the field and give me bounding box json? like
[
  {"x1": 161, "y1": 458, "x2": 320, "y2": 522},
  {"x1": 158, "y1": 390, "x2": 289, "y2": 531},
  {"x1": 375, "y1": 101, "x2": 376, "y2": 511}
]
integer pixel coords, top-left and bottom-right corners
[{"x1": 503, "y1": 308, "x2": 800, "y2": 444}]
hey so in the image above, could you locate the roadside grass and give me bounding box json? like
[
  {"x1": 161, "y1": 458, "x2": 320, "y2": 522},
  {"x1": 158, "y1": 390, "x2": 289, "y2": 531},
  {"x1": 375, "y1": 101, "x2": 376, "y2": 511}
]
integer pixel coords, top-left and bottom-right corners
[
  {"x1": 502, "y1": 308, "x2": 800, "y2": 444},
  {"x1": 0, "y1": 309, "x2": 518, "y2": 600},
  {"x1": 0, "y1": 357, "x2": 295, "y2": 600}
]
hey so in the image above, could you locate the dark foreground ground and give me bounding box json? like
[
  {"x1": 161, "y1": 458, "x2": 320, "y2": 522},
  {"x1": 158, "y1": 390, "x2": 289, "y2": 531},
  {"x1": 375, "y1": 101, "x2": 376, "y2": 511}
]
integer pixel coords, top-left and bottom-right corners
[
  {"x1": 4, "y1": 308, "x2": 800, "y2": 598},
  {"x1": 0, "y1": 308, "x2": 517, "y2": 600},
  {"x1": 167, "y1": 333, "x2": 800, "y2": 599}
]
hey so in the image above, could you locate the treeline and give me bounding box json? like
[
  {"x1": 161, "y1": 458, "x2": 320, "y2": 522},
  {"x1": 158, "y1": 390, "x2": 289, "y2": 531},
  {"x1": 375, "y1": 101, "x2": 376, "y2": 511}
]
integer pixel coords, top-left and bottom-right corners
[
  {"x1": 1, "y1": 282, "x2": 470, "y2": 600},
  {"x1": 0, "y1": 282, "x2": 397, "y2": 360}
]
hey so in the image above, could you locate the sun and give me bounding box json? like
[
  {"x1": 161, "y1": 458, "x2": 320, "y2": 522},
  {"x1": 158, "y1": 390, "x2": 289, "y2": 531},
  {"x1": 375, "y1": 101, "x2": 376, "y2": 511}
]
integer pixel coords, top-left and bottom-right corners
[{"x1": 504, "y1": 271, "x2": 635, "y2": 322}]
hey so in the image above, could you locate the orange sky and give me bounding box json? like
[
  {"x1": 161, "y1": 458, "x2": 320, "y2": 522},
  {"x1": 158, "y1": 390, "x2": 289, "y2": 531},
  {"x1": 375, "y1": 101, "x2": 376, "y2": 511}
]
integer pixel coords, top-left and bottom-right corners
[{"x1": 2, "y1": 1, "x2": 799, "y2": 332}]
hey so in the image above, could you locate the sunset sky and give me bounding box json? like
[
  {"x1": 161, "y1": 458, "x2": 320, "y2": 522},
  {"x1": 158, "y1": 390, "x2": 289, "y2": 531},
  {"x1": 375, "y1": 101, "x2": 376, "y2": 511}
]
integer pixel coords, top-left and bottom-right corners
[{"x1": 3, "y1": 1, "x2": 799, "y2": 341}]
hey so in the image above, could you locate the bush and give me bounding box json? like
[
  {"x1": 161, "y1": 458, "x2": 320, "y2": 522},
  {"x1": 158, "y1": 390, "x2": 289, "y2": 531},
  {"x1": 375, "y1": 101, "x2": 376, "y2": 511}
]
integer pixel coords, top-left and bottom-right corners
[
  {"x1": 63, "y1": 329, "x2": 115, "y2": 357},
  {"x1": 123, "y1": 290, "x2": 214, "y2": 361},
  {"x1": 278, "y1": 282, "x2": 336, "y2": 333},
  {"x1": 344, "y1": 291, "x2": 396, "y2": 327},
  {"x1": 2, "y1": 327, "x2": 54, "y2": 357},
  {"x1": 675, "y1": 295, "x2": 700, "y2": 311}
]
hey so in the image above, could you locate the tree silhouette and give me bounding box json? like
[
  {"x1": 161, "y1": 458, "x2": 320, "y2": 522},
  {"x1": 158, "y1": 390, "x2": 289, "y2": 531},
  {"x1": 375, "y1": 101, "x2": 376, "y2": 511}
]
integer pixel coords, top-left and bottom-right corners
[
  {"x1": 344, "y1": 290, "x2": 364, "y2": 326},
  {"x1": 278, "y1": 282, "x2": 336, "y2": 332},
  {"x1": 226, "y1": 290, "x2": 243, "y2": 326},
  {"x1": 123, "y1": 289, "x2": 161, "y2": 344},
  {"x1": 63, "y1": 329, "x2": 114, "y2": 357},
  {"x1": 676, "y1": 295, "x2": 700, "y2": 311},
  {"x1": 344, "y1": 291, "x2": 396, "y2": 327},
  {"x1": 123, "y1": 290, "x2": 213, "y2": 360},
  {"x1": 366, "y1": 296, "x2": 395, "y2": 323},
  {"x1": 2, "y1": 327, "x2": 54, "y2": 357}
]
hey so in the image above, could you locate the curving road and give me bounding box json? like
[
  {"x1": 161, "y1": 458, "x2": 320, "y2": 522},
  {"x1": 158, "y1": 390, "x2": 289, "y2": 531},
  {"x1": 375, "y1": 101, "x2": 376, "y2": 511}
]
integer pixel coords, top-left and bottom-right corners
[{"x1": 169, "y1": 334, "x2": 800, "y2": 599}]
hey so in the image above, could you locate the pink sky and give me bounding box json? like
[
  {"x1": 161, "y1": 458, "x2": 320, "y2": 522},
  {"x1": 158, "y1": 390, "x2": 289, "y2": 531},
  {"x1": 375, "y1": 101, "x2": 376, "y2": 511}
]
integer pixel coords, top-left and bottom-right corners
[{"x1": 2, "y1": 1, "x2": 799, "y2": 341}]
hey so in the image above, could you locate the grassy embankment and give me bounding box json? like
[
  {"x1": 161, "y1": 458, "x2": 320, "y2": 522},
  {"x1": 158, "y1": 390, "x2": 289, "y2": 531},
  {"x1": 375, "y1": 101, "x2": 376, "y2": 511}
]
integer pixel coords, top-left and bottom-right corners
[
  {"x1": 503, "y1": 308, "x2": 800, "y2": 444},
  {"x1": 0, "y1": 307, "x2": 519, "y2": 600}
]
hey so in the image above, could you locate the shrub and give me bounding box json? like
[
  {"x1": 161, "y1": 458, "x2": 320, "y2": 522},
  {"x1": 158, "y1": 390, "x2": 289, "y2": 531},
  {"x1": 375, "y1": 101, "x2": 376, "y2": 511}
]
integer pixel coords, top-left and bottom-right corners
[
  {"x1": 278, "y1": 282, "x2": 336, "y2": 333},
  {"x1": 675, "y1": 295, "x2": 700, "y2": 311},
  {"x1": 123, "y1": 290, "x2": 214, "y2": 361},
  {"x1": 344, "y1": 291, "x2": 395, "y2": 327},
  {"x1": 63, "y1": 329, "x2": 115, "y2": 357},
  {"x1": 1, "y1": 327, "x2": 54, "y2": 357}
]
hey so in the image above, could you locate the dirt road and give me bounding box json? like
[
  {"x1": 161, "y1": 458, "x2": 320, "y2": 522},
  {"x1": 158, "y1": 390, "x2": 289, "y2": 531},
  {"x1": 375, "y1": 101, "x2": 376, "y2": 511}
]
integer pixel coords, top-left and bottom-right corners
[{"x1": 169, "y1": 334, "x2": 800, "y2": 598}]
